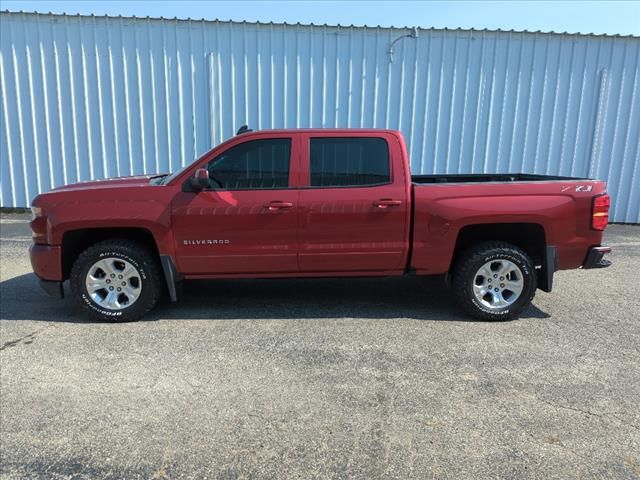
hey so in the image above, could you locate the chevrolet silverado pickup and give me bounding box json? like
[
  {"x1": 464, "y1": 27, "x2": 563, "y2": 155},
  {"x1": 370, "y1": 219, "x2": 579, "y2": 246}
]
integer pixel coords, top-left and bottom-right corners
[{"x1": 30, "y1": 128, "x2": 612, "y2": 322}]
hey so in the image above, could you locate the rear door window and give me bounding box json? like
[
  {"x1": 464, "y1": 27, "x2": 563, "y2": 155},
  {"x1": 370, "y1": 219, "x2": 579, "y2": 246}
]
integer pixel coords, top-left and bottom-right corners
[{"x1": 309, "y1": 137, "x2": 390, "y2": 187}]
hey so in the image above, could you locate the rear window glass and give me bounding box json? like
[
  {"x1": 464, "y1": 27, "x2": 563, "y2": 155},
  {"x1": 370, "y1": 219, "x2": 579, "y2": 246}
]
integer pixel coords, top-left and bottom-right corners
[{"x1": 309, "y1": 137, "x2": 390, "y2": 187}]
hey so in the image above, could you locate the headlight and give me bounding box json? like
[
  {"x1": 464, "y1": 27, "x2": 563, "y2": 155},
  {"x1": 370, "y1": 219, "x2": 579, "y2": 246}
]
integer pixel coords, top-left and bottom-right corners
[{"x1": 31, "y1": 206, "x2": 43, "y2": 220}]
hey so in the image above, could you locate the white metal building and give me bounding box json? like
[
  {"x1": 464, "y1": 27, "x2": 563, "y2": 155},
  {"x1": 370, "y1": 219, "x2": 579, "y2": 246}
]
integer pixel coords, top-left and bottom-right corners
[{"x1": 1, "y1": 11, "x2": 639, "y2": 222}]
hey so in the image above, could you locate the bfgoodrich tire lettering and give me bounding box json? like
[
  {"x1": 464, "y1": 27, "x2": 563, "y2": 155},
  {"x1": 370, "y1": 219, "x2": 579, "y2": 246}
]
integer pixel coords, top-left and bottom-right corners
[
  {"x1": 70, "y1": 239, "x2": 163, "y2": 322},
  {"x1": 452, "y1": 241, "x2": 537, "y2": 321}
]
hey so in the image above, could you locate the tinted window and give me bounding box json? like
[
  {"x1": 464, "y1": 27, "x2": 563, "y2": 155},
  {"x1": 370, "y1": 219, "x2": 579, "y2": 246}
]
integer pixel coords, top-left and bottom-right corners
[
  {"x1": 206, "y1": 138, "x2": 291, "y2": 189},
  {"x1": 309, "y1": 137, "x2": 390, "y2": 187}
]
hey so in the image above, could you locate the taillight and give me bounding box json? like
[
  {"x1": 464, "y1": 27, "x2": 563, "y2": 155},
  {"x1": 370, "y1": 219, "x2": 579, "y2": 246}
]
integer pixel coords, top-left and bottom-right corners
[{"x1": 592, "y1": 193, "x2": 610, "y2": 231}]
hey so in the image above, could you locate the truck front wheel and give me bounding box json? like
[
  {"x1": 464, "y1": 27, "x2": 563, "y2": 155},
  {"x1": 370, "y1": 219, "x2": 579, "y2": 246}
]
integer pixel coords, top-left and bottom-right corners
[
  {"x1": 70, "y1": 239, "x2": 163, "y2": 322},
  {"x1": 452, "y1": 242, "x2": 537, "y2": 321}
]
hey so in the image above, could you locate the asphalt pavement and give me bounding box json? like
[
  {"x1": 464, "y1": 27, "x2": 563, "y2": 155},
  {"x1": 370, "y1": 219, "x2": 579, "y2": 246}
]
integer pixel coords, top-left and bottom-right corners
[{"x1": 1, "y1": 214, "x2": 639, "y2": 479}]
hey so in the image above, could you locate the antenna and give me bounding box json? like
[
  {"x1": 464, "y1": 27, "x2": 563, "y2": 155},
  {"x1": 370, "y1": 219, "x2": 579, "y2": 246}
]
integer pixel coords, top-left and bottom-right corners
[{"x1": 236, "y1": 125, "x2": 253, "y2": 135}]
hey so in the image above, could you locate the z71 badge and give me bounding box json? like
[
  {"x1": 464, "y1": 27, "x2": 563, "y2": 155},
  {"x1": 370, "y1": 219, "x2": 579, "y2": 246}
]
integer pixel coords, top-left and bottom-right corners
[{"x1": 561, "y1": 185, "x2": 593, "y2": 192}]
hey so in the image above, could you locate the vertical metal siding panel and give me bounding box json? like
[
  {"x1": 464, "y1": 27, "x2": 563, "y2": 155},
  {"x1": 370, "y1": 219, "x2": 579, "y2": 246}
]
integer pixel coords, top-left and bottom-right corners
[
  {"x1": 134, "y1": 19, "x2": 152, "y2": 173},
  {"x1": 7, "y1": 17, "x2": 29, "y2": 205},
  {"x1": 457, "y1": 32, "x2": 479, "y2": 174},
  {"x1": 591, "y1": 43, "x2": 617, "y2": 181},
  {"x1": 508, "y1": 35, "x2": 533, "y2": 172},
  {"x1": 521, "y1": 34, "x2": 548, "y2": 173},
  {"x1": 192, "y1": 21, "x2": 209, "y2": 156},
  {"x1": 496, "y1": 33, "x2": 520, "y2": 173},
  {"x1": 406, "y1": 31, "x2": 421, "y2": 169},
  {"x1": 617, "y1": 44, "x2": 640, "y2": 223},
  {"x1": 408, "y1": 32, "x2": 426, "y2": 173},
  {"x1": 212, "y1": 25, "x2": 223, "y2": 142},
  {"x1": 20, "y1": 16, "x2": 43, "y2": 199},
  {"x1": 105, "y1": 18, "x2": 121, "y2": 177},
  {"x1": 434, "y1": 32, "x2": 456, "y2": 173},
  {"x1": 469, "y1": 31, "x2": 492, "y2": 174},
  {"x1": 0, "y1": 13, "x2": 638, "y2": 221},
  {"x1": 564, "y1": 38, "x2": 590, "y2": 177},
  {"x1": 446, "y1": 32, "x2": 466, "y2": 174},
  {"x1": 369, "y1": 30, "x2": 381, "y2": 129},
  {"x1": 246, "y1": 25, "x2": 260, "y2": 131},
  {"x1": 65, "y1": 17, "x2": 89, "y2": 181},
  {"x1": 92, "y1": 17, "x2": 110, "y2": 179},
  {"x1": 425, "y1": 33, "x2": 444, "y2": 173},
  {"x1": 575, "y1": 40, "x2": 602, "y2": 178},
  {"x1": 79, "y1": 19, "x2": 98, "y2": 180},
  {"x1": 484, "y1": 33, "x2": 509, "y2": 173},
  {"x1": 0, "y1": 39, "x2": 18, "y2": 206},
  {"x1": 546, "y1": 39, "x2": 574, "y2": 175},
  {"x1": 25, "y1": 18, "x2": 46, "y2": 193},
  {"x1": 296, "y1": 25, "x2": 310, "y2": 128},
  {"x1": 558, "y1": 39, "x2": 583, "y2": 176},
  {"x1": 477, "y1": 34, "x2": 499, "y2": 173},
  {"x1": 533, "y1": 37, "x2": 560, "y2": 175},
  {"x1": 609, "y1": 41, "x2": 640, "y2": 223},
  {"x1": 0, "y1": 102, "x2": 11, "y2": 205},
  {"x1": 176, "y1": 21, "x2": 192, "y2": 169},
  {"x1": 38, "y1": 18, "x2": 61, "y2": 189}
]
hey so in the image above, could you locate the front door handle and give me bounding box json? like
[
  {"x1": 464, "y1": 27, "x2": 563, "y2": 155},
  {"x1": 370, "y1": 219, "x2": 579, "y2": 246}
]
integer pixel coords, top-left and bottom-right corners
[
  {"x1": 266, "y1": 201, "x2": 293, "y2": 211},
  {"x1": 374, "y1": 199, "x2": 402, "y2": 209}
]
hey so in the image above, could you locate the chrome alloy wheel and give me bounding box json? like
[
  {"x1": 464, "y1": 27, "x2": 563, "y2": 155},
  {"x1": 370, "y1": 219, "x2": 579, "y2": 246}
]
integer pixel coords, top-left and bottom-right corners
[
  {"x1": 472, "y1": 259, "x2": 524, "y2": 310},
  {"x1": 84, "y1": 258, "x2": 142, "y2": 310}
]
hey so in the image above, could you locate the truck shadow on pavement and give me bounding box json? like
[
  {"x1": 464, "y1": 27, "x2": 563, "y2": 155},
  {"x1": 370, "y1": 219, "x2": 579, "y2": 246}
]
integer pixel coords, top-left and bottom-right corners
[{"x1": 0, "y1": 273, "x2": 550, "y2": 323}]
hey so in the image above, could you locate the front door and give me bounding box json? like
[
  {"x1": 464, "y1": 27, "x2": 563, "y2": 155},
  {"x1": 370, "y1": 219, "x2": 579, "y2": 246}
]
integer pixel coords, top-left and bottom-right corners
[
  {"x1": 297, "y1": 134, "x2": 409, "y2": 273},
  {"x1": 171, "y1": 136, "x2": 299, "y2": 275}
]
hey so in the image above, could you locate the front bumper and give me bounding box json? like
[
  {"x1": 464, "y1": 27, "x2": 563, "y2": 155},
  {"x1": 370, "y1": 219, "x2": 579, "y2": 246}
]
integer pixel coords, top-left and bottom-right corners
[
  {"x1": 30, "y1": 244, "x2": 64, "y2": 298},
  {"x1": 582, "y1": 246, "x2": 612, "y2": 269},
  {"x1": 29, "y1": 244, "x2": 63, "y2": 280}
]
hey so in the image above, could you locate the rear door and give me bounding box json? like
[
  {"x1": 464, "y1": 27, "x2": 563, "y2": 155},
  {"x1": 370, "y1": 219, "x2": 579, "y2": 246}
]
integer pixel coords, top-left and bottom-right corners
[
  {"x1": 171, "y1": 134, "x2": 300, "y2": 275},
  {"x1": 297, "y1": 133, "x2": 409, "y2": 273}
]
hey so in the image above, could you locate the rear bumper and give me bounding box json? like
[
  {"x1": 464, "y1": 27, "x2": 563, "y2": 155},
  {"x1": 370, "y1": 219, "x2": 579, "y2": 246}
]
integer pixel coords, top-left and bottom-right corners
[{"x1": 582, "y1": 246, "x2": 612, "y2": 269}]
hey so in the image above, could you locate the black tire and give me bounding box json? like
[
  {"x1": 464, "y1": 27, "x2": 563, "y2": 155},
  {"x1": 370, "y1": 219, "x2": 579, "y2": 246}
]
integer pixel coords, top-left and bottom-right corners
[
  {"x1": 451, "y1": 241, "x2": 537, "y2": 321},
  {"x1": 70, "y1": 239, "x2": 163, "y2": 322}
]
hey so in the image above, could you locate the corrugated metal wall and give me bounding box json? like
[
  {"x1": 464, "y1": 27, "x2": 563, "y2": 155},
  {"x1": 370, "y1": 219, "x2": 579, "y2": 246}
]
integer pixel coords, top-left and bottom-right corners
[{"x1": 1, "y1": 11, "x2": 639, "y2": 222}]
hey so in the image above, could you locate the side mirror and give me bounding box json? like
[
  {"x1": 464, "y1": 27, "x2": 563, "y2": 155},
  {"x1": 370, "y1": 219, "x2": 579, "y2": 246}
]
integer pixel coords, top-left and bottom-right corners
[{"x1": 189, "y1": 168, "x2": 209, "y2": 192}]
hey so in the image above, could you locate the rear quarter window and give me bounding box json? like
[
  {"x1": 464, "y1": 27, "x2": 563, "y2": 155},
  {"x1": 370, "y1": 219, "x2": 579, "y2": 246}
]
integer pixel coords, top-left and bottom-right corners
[{"x1": 309, "y1": 137, "x2": 390, "y2": 187}]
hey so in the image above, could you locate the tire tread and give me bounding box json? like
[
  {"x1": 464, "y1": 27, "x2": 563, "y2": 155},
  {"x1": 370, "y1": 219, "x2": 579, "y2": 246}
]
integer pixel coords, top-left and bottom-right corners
[
  {"x1": 69, "y1": 239, "x2": 162, "y2": 322},
  {"x1": 452, "y1": 241, "x2": 537, "y2": 321}
]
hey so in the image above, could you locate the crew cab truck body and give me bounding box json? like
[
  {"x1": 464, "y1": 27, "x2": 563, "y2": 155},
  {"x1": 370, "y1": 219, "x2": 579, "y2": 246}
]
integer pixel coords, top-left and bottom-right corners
[{"x1": 30, "y1": 128, "x2": 611, "y2": 322}]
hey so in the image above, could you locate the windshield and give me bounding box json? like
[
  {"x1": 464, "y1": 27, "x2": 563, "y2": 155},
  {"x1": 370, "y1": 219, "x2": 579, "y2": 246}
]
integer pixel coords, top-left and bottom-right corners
[
  {"x1": 154, "y1": 149, "x2": 214, "y2": 185},
  {"x1": 154, "y1": 163, "x2": 193, "y2": 185}
]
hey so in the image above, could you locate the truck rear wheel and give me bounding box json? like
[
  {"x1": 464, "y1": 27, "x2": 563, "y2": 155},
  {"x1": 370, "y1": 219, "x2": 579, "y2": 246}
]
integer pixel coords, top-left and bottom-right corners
[
  {"x1": 70, "y1": 239, "x2": 163, "y2": 322},
  {"x1": 452, "y1": 242, "x2": 537, "y2": 321}
]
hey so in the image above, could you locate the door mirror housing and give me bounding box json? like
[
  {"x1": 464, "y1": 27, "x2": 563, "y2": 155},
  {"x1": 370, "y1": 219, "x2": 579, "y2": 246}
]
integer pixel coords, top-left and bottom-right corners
[{"x1": 189, "y1": 168, "x2": 209, "y2": 192}]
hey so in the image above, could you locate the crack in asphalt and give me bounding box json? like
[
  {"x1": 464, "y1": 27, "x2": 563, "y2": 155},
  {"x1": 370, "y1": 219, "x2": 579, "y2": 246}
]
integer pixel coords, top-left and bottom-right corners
[
  {"x1": 534, "y1": 394, "x2": 640, "y2": 432},
  {"x1": 0, "y1": 326, "x2": 55, "y2": 352}
]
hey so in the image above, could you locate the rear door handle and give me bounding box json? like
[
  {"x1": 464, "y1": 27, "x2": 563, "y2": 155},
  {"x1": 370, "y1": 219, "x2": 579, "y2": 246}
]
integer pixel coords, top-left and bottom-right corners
[
  {"x1": 374, "y1": 199, "x2": 402, "y2": 209},
  {"x1": 266, "y1": 201, "x2": 293, "y2": 211}
]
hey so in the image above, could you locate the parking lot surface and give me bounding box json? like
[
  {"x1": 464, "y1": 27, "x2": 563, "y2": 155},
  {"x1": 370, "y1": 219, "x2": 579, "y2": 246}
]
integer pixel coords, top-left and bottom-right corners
[{"x1": 1, "y1": 214, "x2": 639, "y2": 479}]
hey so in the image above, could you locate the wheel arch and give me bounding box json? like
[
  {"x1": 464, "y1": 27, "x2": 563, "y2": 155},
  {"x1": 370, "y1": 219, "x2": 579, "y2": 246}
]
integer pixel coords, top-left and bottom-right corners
[
  {"x1": 61, "y1": 227, "x2": 160, "y2": 280},
  {"x1": 453, "y1": 223, "x2": 547, "y2": 266},
  {"x1": 451, "y1": 222, "x2": 555, "y2": 292},
  {"x1": 451, "y1": 240, "x2": 539, "y2": 320}
]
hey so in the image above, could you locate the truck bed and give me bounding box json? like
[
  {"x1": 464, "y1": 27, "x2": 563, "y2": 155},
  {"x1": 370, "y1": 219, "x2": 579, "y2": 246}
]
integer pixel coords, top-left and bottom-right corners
[{"x1": 411, "y1": 173, "x2": 586, "y2": 184}]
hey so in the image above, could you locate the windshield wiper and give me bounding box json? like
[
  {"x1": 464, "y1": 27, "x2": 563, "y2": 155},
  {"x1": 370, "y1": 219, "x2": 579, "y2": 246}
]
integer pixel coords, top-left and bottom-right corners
[{"x1": 149, "y1": 173, "x2": 170, "y2": 185}]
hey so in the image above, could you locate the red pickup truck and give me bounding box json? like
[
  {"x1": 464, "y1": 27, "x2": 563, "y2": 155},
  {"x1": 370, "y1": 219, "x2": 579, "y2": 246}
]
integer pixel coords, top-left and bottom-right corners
[{"x1": 30, "y1": 128, "x2": 611, "y2": 322}]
